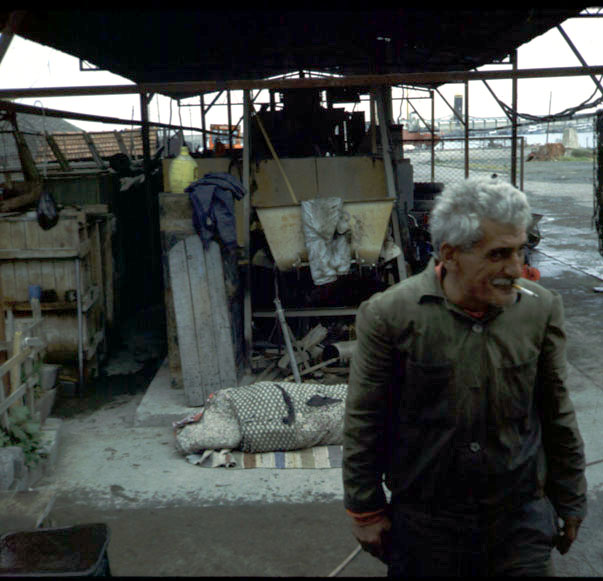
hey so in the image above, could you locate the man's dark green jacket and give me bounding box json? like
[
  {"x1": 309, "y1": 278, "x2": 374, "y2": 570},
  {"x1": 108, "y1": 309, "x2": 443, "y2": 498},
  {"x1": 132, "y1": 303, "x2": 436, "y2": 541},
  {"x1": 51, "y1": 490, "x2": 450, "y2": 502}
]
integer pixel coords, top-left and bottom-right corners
[{"x1": 342, "y1": 258, "x2": 587, "y2": 520}]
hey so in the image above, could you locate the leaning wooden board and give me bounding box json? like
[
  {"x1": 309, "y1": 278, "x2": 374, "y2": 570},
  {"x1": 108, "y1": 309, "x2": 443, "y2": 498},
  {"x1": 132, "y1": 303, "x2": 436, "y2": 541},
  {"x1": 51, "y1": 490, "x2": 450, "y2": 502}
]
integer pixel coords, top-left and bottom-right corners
[{"x1": 168, "y1": 235, "x2": 236, "y2": 405}]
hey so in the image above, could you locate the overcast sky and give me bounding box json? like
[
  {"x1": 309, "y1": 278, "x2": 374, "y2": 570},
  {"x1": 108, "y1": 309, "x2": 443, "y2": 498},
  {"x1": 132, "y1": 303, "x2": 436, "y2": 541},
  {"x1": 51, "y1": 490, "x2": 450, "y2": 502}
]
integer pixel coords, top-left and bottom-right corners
[{"x1": 1, "y1": 13, "x2": 603, "y2": 135}]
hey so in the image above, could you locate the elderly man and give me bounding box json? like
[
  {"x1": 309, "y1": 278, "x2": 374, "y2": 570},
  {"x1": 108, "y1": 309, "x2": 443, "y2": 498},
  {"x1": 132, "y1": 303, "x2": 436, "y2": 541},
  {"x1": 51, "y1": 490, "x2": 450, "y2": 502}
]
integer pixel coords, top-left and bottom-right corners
[{"x1": 342, "y1": 177, "x2": 587, "y2": 576}]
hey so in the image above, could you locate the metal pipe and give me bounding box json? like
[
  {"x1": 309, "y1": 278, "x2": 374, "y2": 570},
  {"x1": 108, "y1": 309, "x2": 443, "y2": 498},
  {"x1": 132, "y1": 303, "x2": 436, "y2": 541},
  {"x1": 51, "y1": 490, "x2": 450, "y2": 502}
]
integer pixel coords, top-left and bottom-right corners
[
  {"x1": 430, "y1": 90, "x2": 435, "y2": 182},
  {"x1": 322, "y1": 341, "x2": 357, "y2": 362},
  {"x1": 0, "y1": 99, "x2": 223, "y2": 135},
  {"x1": 274, "y1": 298, "x2": 301, "y2": 383},
  {"x1": 227, "y1": 90, "x2": 233, "y2": 150},
  {"x1": 520, "y1": 136, "x2": 525, "y2": 191},
  {"x1": 75, "y1": 258, "x2": 84, "y2": 393},
  {"x1": 4, "y1": 66, "x2": 603, "y2": 98},
  {"x1": 464, "y1": 80, "x2": 469, "y2": 179},
  {"x1": 200, "y1": 94, "x2": 207, "y2": 152},
  {"x1": 511, "y1": 50, "x2": 518, "y2": 187}
]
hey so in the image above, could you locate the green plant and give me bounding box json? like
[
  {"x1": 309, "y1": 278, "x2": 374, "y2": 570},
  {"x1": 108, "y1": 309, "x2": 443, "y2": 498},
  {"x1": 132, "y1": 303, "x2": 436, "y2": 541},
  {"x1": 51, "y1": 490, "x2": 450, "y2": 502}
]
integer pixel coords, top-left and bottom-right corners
[{"x1": 0, "y1": 405, "x2": 42, "y2": 466}]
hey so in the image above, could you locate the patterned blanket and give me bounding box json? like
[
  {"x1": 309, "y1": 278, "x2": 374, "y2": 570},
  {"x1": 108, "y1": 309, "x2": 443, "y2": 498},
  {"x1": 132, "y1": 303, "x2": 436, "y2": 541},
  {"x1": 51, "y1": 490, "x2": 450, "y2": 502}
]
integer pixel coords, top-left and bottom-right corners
[{"x1": 185, "y1": 445, "x2": 343, "y2": 469}]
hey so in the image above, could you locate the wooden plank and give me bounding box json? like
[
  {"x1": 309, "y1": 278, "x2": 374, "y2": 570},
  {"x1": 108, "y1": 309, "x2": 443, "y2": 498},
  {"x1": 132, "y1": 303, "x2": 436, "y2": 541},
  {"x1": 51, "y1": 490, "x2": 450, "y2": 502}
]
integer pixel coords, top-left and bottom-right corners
[
  {"x1": 0, "y1": 262, "x2": 16, "y2": 303},
  {"x1": 168, "y1": 238, "x2": 204, "y2": 405},
  {"x1": 0, "y1": 220, "x2": 13, "y2": 251},
  {"x1": 24, "y1": 218, "x2": 41, "y2": 250},
  {"x1": 12, "y1": 260, "x2": 29, "y2": 302},
  {"x1": 40, "y1": 260, "x2": 57, "y2": 296},
  {"x1": 26, "y1": 259, "x2": 42, "y2": 293},
  {"x1": 183, "y1": 235, "x2": 222, "y2": 402},
  {"x1": 9, "y1": 220, "x2": 26, "y2": 250},
  {"x1": 205, "y1": 239, "x2": 237, "y2": 388},
  {"x1": 99, "y1": 217, "x2": 114, "y2": 331}
]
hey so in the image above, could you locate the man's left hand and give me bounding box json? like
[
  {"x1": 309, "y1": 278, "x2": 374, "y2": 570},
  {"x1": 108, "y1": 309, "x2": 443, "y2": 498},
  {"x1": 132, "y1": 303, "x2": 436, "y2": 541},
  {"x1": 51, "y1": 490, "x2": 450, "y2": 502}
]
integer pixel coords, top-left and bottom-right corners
[{"x1": 554, "y1": 516, "x2": 583, "y2": 555}]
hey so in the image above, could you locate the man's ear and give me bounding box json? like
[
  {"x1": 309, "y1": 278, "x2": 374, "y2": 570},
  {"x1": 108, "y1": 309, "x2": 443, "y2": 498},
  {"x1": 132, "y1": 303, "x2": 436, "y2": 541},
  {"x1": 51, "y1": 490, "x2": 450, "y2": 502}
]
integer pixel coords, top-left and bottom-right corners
[{"x1": 439, "y1": 243, "x2": 458, "y2": 270}]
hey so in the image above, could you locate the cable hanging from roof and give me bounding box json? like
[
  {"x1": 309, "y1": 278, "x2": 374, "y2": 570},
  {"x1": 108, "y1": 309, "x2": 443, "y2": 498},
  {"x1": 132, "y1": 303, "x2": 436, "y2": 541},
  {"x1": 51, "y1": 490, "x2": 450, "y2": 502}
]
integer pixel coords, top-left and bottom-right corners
[{"x1": 489, "y1": 76, "x2": 603, "y2": 125}]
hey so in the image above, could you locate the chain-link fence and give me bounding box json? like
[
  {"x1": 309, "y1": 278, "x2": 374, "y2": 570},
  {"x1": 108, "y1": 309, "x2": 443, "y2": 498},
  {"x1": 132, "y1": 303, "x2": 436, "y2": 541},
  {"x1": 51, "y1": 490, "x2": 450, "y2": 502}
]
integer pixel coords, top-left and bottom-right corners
[{"x1": 402, "y1": 135, "x2": 525, "y2": 187}]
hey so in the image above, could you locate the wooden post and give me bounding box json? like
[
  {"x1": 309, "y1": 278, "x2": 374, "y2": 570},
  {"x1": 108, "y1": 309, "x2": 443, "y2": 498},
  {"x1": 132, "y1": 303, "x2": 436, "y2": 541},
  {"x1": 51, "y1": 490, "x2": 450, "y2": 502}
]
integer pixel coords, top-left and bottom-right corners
[
  {"x1": 82, "y1": 132, "x2": 105, "y2": 169},
  {"x1": 9, "y1": 329, "x2": 22, "y2": 410}
]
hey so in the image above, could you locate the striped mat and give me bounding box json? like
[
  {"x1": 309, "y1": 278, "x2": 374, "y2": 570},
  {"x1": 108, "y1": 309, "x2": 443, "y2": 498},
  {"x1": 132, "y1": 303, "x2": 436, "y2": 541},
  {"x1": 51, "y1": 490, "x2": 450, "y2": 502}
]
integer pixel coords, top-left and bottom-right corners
[{"x1": 185, "y1": 445, "x2": 343, "y2": 469}]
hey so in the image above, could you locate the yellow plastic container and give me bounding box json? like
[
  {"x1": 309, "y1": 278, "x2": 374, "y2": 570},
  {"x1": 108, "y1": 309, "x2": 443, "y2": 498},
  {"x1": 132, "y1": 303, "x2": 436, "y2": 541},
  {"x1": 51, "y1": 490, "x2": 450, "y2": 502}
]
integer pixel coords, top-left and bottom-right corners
[{"x1": 169, "y1": 146, "x2": 199, "y2": 193}]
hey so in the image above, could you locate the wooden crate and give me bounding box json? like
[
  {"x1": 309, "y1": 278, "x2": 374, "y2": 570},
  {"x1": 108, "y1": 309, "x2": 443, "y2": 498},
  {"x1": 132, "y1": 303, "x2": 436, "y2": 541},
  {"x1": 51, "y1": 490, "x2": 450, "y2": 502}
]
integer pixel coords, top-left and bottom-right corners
[{"x1": 0, "y1": 207, "x2": 113, "y2": 379}]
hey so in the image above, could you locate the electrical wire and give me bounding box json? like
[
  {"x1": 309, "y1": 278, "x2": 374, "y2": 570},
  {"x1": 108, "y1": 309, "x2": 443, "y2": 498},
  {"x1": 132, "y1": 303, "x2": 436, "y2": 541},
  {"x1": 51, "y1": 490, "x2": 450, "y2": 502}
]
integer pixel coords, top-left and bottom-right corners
[{"x1": 485, "y1": 77, "x2": 603, "y2": 127}]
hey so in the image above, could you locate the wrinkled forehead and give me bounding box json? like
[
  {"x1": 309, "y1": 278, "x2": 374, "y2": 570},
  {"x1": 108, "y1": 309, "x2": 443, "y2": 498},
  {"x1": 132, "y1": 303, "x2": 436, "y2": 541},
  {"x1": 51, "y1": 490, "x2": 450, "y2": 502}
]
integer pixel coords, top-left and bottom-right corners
[{"x1": 477, "y1": 218, "x2": 527, "y2": 248}]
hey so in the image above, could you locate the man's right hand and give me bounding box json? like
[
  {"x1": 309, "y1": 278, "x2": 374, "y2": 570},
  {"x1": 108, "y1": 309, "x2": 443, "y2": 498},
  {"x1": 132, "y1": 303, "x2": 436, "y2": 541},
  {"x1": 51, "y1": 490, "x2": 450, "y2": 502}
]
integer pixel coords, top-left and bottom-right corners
[{"x1": 351, "y1": 516, "x2": 392, "y2": 564}]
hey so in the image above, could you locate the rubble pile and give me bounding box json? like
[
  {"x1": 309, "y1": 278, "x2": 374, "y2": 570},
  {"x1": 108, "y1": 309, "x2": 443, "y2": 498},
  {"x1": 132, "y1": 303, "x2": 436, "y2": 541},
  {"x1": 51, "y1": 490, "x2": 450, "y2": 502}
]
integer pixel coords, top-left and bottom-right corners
[{"x1": 526, "y1": 143, "x2": 566, "y2": 161}]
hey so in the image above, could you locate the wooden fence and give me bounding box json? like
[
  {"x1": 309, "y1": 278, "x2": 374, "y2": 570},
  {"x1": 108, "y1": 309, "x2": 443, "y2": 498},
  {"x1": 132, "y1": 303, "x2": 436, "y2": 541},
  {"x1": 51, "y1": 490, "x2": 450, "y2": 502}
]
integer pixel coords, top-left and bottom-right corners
[{"x1": 0, "y1": 298, "x2": 46, "y2": 431}]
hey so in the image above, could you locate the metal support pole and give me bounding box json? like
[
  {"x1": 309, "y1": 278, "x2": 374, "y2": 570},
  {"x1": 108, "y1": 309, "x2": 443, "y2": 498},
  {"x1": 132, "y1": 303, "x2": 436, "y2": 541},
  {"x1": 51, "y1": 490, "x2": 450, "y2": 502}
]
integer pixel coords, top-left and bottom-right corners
[
  {"x1": 140, "y1": 92, "x2": 158, "y2": 305},
  {"x1": 430, "y1": 90, "x2": 435, "y2": 182},
  {"x1": 200, "y1": 94, "x2": 207, "y2": 152},
  {"x1": 557, "y1": 24, "x2": 603, "y2": 98},
  {"x1": 464, "y1": 81, "x2": 469, "y2": 179},
  {"x1": 274, "y1": 298, "x2": 301, "y2": 384},
  {"x1": 370, "y1": 92, "x2": 377, "y2": 155},
  {"x1": 434, "y1": 87, "x2": 466, "y2": 126},
  {"x1": 480, "y1": 78, "x2": 514, "y2": 122},
  {"x1": 242, "y1": 90, "x2": 252, "y2": 367},
  {"x1": 0, "y1": 29, "x2": 14, "y2": 67},
  {"x1": 75, "y1": 258, "x2": 84, "y2": 392},
  {"x1": 227, "y1": 90, "x2": 233, "y2": 150},
  {"x1": 511, "y1": 50, "x2": 518, "y2": 187},
  {"x1": 520, "y1": 136, "x2": 525, "y2": 191}
]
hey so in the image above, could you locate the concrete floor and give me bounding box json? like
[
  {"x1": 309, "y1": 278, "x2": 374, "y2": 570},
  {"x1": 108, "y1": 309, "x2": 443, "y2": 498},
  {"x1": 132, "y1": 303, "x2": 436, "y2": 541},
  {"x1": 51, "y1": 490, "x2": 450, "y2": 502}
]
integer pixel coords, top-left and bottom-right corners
[{"x1": 25, "y1": 160, "x2": 603, "y2": 576}]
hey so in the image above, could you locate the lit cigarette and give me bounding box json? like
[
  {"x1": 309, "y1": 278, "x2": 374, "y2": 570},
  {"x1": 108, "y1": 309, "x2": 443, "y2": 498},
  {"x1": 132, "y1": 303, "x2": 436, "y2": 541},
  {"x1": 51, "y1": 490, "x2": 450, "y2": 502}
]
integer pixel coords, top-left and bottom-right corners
[{"x1": 512, "y1": 283, "x2": 539, "y2": 298}]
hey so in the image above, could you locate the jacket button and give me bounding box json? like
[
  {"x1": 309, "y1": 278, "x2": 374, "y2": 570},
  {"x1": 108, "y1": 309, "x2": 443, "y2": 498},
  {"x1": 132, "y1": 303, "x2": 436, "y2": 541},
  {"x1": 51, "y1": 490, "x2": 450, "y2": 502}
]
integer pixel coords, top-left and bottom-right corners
[
  {"x1": 472, "y1": 324, "x2": 483, "y2": 333},
  {"x1": 469, "y1": 442, "x2": 481, "y2": 452}
]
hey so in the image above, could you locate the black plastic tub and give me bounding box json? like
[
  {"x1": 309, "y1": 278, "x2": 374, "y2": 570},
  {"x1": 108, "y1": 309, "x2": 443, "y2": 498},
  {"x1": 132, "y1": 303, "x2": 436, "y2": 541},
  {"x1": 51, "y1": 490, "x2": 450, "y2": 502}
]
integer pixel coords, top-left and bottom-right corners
[{"x1": 0, "y1": 523, "x2": 110, "y2": 577}]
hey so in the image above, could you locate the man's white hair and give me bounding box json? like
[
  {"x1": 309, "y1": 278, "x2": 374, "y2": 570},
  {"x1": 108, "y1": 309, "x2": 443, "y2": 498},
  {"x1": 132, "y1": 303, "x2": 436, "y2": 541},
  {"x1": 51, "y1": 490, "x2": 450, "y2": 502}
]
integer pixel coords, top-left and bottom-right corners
[{"x1": 429, "y1": 177, "x2": 532, "y2": 259}]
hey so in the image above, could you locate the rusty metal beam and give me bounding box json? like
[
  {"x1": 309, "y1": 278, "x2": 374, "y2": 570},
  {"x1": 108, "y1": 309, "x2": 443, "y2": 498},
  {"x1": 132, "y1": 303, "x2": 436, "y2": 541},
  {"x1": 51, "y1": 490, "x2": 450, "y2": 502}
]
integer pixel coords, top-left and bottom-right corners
[
  {"x1": 0, "y1": 99, "x2": 224, "y2": 135},
  {"x1": 3, "y1": 66, "x2": 603, "y2": 98}
]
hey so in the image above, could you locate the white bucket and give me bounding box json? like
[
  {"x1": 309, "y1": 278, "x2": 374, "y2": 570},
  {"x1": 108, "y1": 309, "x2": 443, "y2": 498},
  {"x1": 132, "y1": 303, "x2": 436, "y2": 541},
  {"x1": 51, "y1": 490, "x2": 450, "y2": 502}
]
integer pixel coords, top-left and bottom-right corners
[{"x1": 41, "y1": 364, "x2": 60, "y2": 391}]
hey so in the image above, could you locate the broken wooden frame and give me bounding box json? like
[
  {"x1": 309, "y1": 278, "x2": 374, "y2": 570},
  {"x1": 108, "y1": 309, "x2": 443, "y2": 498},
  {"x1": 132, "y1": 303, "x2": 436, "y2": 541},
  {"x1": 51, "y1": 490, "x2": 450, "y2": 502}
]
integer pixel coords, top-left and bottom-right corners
[{"x1": 0, "y1": 297, "x2": 46, "y2": 431}]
